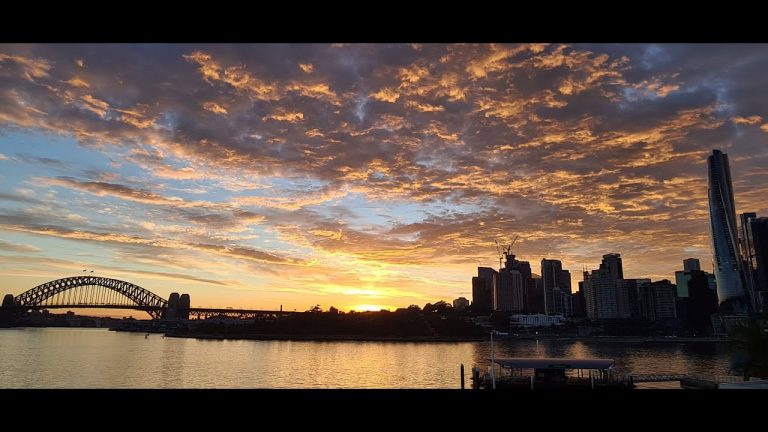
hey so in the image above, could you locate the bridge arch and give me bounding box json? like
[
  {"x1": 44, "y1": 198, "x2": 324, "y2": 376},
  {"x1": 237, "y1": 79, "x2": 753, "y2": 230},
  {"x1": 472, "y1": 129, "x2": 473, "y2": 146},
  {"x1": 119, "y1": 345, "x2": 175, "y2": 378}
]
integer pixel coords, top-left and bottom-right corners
[{"x1": 11, "y1": 276, "x2": 168, "y2": 319}]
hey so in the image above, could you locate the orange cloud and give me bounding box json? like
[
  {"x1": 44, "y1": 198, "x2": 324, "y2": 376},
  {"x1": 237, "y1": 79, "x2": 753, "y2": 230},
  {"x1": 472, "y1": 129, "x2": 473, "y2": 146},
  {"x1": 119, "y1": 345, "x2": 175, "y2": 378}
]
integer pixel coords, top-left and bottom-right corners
[
  {"x1": 203, "y1": 101, "x2": 228, "y2": 115},
  {"x1": 184, "y1": 51, "x2": 279, "y2": 101},
  {"x1": 405, "y1": 100, "x2": 445, "y2": 112},
  {"x1": 370, "y1": 87, "x2": 400, "y2": 103},
  {"x1": 0, "y1": 53, "x2": 52, "y2": 81},
  {"x1": 262, "y1": 109, "x2": 304, "y2": 122},
  {"x1": 64, "y1": 77, "x2": 90, "y2": 88},
  {"x1": 732, "y1": 115, "x2": 763, "y2": 125}
]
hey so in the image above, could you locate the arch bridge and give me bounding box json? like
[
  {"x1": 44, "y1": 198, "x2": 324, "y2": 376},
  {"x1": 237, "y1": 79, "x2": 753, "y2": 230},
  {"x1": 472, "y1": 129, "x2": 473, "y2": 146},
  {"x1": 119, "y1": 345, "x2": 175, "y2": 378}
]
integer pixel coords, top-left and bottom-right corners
[{"x1": 1, "y1": 276, "x2": 294, "y2": 321}]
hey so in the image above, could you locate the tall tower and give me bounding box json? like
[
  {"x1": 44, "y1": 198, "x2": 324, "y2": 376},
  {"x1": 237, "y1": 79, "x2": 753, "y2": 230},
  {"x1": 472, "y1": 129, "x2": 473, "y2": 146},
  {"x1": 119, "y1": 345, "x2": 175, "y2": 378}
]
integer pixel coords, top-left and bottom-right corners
[
  {"x1": 708, "y1": 149, "x2": 747, "y2": 313},
  {"x1": 541, "y1": 259, "x2": 572, "y2": 316},
  {"x1": 683, "y1": 258, "x2": 701, "y2": 273},
  {"x1": 601, "y1": 253, "x2": 623, "y2": 280}
]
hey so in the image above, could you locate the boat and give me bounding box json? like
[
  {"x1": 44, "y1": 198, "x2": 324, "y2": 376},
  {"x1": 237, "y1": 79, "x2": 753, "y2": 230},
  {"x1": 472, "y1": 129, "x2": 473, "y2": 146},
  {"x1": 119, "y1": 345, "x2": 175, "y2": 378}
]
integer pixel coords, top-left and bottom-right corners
[{"x1": 472, "y1": 357, "x2": 632, "y2": 389}]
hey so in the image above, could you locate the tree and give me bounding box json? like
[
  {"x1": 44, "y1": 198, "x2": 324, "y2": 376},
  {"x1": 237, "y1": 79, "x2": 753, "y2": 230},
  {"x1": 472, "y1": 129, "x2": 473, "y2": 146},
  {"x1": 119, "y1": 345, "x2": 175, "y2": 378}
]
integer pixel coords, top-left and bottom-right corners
[
  {"x1": 730, "y1": 318, "x2": 768, "y2": 379},
  {"x1": 433, "y1": 300, "x2": 451, "y2": 313},
  {"x1": 307, "y1": 304, "x2": 323, "y2": 313},
  {"x1": 424, "y1": 300, "x2": 451, "y2": 313},
  {"x1": 329, "y1": 306, "x2": 339, "y2": 315}
]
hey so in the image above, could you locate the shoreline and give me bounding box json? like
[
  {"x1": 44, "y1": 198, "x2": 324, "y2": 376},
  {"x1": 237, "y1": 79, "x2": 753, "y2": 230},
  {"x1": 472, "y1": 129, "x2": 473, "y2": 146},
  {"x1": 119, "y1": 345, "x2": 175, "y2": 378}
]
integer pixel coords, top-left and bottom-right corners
[
  {"x1": 157, "y1": 331, "x2": 729, "y2": 344},
  {"x1": 164, "y1": 332, "x2": 485, "y2": 342}
]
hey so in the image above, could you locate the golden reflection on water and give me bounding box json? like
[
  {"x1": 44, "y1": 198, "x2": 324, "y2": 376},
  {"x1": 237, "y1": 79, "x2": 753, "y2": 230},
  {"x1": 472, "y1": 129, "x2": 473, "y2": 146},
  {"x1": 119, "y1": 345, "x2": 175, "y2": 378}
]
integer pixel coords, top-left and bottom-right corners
[{"x1": 0, "y1": 328, "x2": 738, "y2": 388}]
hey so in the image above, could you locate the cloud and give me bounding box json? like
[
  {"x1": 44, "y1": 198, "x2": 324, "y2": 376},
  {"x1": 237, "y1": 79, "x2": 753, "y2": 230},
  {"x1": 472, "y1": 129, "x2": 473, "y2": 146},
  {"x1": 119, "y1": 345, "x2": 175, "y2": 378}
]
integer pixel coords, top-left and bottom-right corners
[
  {"x1": 370, "y1": 88, "x2": 400, "y2": 102},
  {"x1": 0, "y1": 239, "x2": 40, "y2": 253},
  {"x1": 64, "y1": 77, "x2": 89, "y2": 88},
  {"x1": 262, "y1": 109, "x2": 304, "y2": 122},
  {"x1": 733, "y1": 115, "x2": 763, "y2": 125},
  {"x1": 405, "y1": 100, "x2": 445, "y2": 112},
  {"x1": 1, "y1": 44, "x2": 768, "y2": 307},
  {"x1": 0, "y1": 53, "x2": 52, "y2": 81},
  {"x1": 184, "y1": 51, "x2": 280, "y2": 101},
  {"x1": 202, "y1": 101, "x2": 228, "y2": 115},
  {"x1": 38, "y1": 176, "x2": 178, "y2": 206}
]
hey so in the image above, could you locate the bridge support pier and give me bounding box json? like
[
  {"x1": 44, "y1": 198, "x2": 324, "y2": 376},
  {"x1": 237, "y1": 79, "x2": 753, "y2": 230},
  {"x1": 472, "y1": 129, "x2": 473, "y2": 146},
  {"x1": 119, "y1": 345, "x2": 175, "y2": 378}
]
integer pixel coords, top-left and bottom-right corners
[
  {"x1": 163, "y1": 293, "x2": 190, "y2": 320},
  {"x1": 178, "y1": 294, "x2": 190, "y2": 320},
  {"x1": 0, "y1": 294, "x2": 21, "y2": 327}
]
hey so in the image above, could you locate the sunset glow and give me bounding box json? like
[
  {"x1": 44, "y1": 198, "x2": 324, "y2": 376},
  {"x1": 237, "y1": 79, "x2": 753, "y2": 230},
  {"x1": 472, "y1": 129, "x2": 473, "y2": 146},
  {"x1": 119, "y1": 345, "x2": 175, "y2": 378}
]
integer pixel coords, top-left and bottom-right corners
[{"x1": 1, "y1": 44, "x2": 768, "y2": 313}]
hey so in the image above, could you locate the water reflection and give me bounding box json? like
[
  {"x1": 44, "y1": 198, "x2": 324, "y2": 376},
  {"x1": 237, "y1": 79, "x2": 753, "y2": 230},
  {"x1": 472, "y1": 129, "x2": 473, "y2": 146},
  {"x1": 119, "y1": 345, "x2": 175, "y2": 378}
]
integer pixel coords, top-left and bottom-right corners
[
  {"x1": 473, "y1": 339, "x2": 737, "y2": 377},
  {"x1": 0, "y1": 329, "x2": 740, "y2": 388}
]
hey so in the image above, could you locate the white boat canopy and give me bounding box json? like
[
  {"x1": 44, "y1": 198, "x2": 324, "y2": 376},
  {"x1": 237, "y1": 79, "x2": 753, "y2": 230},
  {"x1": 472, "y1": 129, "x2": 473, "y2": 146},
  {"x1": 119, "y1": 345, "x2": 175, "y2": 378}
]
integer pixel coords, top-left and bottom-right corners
[{"x1": 490, "y1": 358, "x2": 615, "y2": 370}]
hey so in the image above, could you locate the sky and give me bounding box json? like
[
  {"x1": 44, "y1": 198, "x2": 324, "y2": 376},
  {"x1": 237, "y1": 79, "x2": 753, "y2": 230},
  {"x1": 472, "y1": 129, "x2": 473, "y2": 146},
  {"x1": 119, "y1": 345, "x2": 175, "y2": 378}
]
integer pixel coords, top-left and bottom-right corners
[{"x1": 1, "y1": 43, "x2": 767, "y2": 314}]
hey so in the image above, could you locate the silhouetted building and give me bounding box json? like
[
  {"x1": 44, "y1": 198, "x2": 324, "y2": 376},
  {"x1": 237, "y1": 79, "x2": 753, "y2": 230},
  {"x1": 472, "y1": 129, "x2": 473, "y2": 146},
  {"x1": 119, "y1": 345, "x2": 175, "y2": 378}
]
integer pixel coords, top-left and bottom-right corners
[
  {"x1": 493, "y1": 252, "x2": 533, "y2": 312},
  {"x1": 684, "y1": 258, "x2": 701, "y2": 273},
  {"x1": 740, "y1": 214, "x2": 768, "y2": 311},
  {"x1": 526, "y1": 277, "x2": 545, "y2": 314},
  {"x1": 571, "y1": 290, "x2": 587, "y2": 318},
  {"x1": 602, "y1": 253, "x2": 623, "y2": 280},
  {"x1": 583, "y1": 253, "x2": 630, "y2": 320},
  {"x1": 496, "y1": 270, "x2": 525, "y2": 312},
  {"x1": 472, "y1": 267, "x2": 497, "y2": 314},
  {"x1": 622, "y1": 278, "x2": 651, "y2": 319},
  {"x1": 685, "y1": 270, "x2": 720, "y2": 331},
  {"x1": 752, "y1": 218, "x2": 768, "y2": 309},
  {"x1": 675, "y1": 271, "x2": 691, "y2": 298},
  {"x1": 637, "y1": 280, "x2": 677, "y2": 322},
  {"x1": 541, "y1": 259, "x2": 572, "y2": 316},
  {"x1": 708, "y1": 149, "x2": 748, "y2": 313},
  {"x1": 453, "y1": 297, "x2": 470, "y2": 311}
]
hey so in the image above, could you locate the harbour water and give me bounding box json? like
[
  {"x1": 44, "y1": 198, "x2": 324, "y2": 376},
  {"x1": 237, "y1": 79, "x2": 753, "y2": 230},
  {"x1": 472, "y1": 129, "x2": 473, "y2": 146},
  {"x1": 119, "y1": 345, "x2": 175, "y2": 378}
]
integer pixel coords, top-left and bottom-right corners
[{"x1": 0, "y1": 328, "x2": 741, "y2": 388}]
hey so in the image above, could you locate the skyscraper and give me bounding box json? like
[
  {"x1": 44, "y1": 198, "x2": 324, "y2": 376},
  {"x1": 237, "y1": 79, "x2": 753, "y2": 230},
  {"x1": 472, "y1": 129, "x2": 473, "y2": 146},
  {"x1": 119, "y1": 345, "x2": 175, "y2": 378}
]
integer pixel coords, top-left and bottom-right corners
[
  {"x1": 582, "y1": 253, "x2": 630, "y2": 320},
  {"x1": 541, "y1": 259, "x2": 572, "y2": 316},
  {"x1": 683, "y1": 258, "x2": 701, "y2": 273},
  {"x1": 601, "y1": 253, "x2": 623, "y2": 280},
  {"x1": 741, "y1": 215, "x2": 768, "y2": 311},
  {"x1": 472, "y1": 267, "x2": 497, "y2": 314},
  {"x1": 708, "y1": 149, "x2": 747, "y2": 313}
]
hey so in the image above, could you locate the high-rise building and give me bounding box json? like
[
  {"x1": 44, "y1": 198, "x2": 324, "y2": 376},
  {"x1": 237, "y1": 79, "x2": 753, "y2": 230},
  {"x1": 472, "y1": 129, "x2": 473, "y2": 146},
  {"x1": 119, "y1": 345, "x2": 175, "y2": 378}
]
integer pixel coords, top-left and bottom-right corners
[
  {"x1": 541, "y1": 259, "x2": 572, "y2": 316},
  {"x1": 472, "y1": 267, "x2": 497, "y2": 314},
  {"x1": 676, "y1": 258, "x2": 706, "y2": 298},
  {"x1": 602, "y1": 253, "x2": 623, "y2": 280},
  {"x1": 496, "y1": 270, "x2": 525, "y2": 312},
  {"x1": 684, "y1": 270, "x2": 720, "y2": 331},
  {"x1": 623, "y1": 278, "x2": 651, "y2": 319},
  {"x1": 675, "y1": 271, "x2": 691, "y2": 298},
  {"x1": 583, "y1": 254, "x2": 630, "y2": 320},
  {"x1": 708, "y1": 149, "x2": 748, "y2": 313},
  {"x1": 741, "y1": 215, "x2": 768, "y2": 311},
  {"x1": 527, "y1": 277, "x2": 545, "y2": 314},
  {"x1": 684, "y1": 258, "x2": 701, "y2": 273},
  {"x1": 637, "y1": 280, "x2": 678, "y2": 322}
]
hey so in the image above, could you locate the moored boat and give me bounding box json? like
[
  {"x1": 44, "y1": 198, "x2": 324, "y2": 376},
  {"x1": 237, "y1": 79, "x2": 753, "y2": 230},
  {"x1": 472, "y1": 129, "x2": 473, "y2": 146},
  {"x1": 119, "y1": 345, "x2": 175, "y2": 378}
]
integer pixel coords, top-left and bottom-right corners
[{"x1": 472, "y1": 357, "x2": 633, "y2": 389}]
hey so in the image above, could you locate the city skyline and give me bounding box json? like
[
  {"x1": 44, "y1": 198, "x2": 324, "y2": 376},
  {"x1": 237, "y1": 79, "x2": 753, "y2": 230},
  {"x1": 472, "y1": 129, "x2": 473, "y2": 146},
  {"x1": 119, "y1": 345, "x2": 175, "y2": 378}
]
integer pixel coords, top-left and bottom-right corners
[{"x1": 1, "y1": 44, "x2": 768, "y2": 313}]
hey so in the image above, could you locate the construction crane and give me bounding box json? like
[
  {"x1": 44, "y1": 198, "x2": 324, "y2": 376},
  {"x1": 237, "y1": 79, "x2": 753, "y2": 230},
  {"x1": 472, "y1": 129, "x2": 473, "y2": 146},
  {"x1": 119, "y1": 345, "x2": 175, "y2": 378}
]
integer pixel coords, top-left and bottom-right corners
[
  {"x1": 495, "y1": 235, "x2": 520, "y2": 270},
  {"x1": 494, "y1": 240, "x2": 504, "y2": 271}
]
